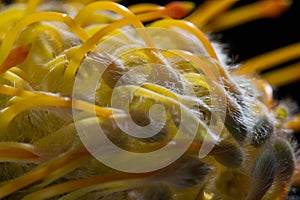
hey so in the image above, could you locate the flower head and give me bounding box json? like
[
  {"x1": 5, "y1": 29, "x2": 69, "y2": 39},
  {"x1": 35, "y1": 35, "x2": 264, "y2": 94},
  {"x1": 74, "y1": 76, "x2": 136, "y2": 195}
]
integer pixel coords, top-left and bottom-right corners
[{"x1": 0, "y1": 0, "x2": 299, "y2": 199}]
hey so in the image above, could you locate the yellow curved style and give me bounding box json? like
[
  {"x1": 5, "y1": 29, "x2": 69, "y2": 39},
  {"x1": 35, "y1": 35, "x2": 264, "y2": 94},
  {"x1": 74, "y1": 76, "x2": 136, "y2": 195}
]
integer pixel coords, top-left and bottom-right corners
[{"x1": 0, "y1": 0, "x2": 299, "y2": 199}]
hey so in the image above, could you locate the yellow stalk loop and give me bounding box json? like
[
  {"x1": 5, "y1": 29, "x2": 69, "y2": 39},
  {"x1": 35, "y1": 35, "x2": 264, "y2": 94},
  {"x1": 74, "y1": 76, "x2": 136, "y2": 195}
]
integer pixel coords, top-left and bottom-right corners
[
  {"x1": 25, "y1": 0, "x2": 41, "y2": 15},
  {"x1": 0, "y1": 12, "x2": 89, "y2": 68},
  {"x1": 0, "y1": 142, "x2": 39, "y2": 163},
  {"x1": 128, "y1": 3, "x2": 163, "y2": 14},
  {"x1": 141, "y1": 83, "x2": 179, "y2": 100},
  {"x1": 262, "y1": 62, "x2": 300, "y2": 87},
  {"x1": 0, "y1": 4, "x2": 25, "y2": 41},
  {"x1": 0, "y1": 145, "x2": 91, "y2": 199},
  {"x1": 75, "y1": 1, "x2": 194, "y2": 26},
  {"x1": 9, "y1": 67, "x2": 28, "y2": 81},
  {"x1": 234, "y1": 42, "x2": 300, "y2": 75},
  {"x1": 0, "y1": 84, "x2": 124, "y2": 127},
  {"x1": 285, "y1": 114, "x2": 300, "y2": 132},
  {"x1": 1, "y1": 71, "x2": 31, "y2": 89},
  {"x1": 0, "y1": 96, "x2": 121, "y2": 128},
  {"x1": 74, "y1": 1, "x2": 143, "y2": 26},
  {"x1": 150, "y1": 19, "x2": 218, "y2": 60},
  {"x1": 0, "y1": 84, "x2": 37, "y2": 98},
  {"x1": 205, "y1": 0, "x2": 292, "y2": 32},
  {"x1": 183, "y1": 73, "x2": 210, "y2": 89},
  {"x1": 74, "y1": 1, "x2": 194, "y2": 28},
  {"x1": 63, "y1": 18, "x2": 155, "y2": 86},
  {"x1": 185, "y1": 0, "x2": 238, "y2": 28}
]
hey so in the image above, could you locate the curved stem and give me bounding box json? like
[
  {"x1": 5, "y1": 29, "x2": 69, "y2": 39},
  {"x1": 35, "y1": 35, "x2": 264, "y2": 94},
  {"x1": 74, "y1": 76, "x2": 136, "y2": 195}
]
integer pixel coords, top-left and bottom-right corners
[
  {"x1": 0, "y1": 84, "x2": 124, "y2": 129},
  {"x1": 185, "y1": 0, "x2": 237, "y2": 28},
  {"x1": 0, "y1": 145, "x2": 91, "y2": 199},
  {"x1": 63, "y1": 16, "x2": 155, "y2": 87},
  {"x1": 22, "y1": 172, "x2": 152, "y2": 200},
  {"x1": 205, "y1": 0, "x2": 291, "y2": 32},
  {"x1": 150, "y1": 19, "x2": 218, "y2": 60},
  {"x1": 128, "y1": 3, "x2": 162, "y2": 14},
  {"x1": 262, "y1": 62, "x2": 300, "y2": 87},
  {"x1": 0, "y1": 12, "x2": 89, "y2": 69},
  {"x1": 0, "y1": 142, "x2": 39, "y2": 163},
  {"x1": 25, "y1": 0, "x2": 41, "y2": 15},
  {"x1": 233, "y1": 42, "x2": 300, "y2": 75}
]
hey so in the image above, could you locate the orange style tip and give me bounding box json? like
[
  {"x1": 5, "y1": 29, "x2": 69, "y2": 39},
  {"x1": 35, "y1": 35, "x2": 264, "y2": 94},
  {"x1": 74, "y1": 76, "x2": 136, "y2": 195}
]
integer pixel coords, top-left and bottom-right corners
[
  {"x1": 164, "y1": 1, "x2": 195, "y2": 19},
  {"x1": 0, "y1": 45, "x2": 31, "y2": 74},
  {"x1": 262, "y1": 0, "x2": 292, "y2": 18}
]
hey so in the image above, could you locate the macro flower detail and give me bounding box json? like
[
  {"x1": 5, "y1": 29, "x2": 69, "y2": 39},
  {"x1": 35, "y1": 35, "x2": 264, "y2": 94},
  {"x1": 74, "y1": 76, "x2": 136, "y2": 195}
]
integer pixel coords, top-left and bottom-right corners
[{"x1": 0, "y1": 0, "x2": 299, "y2": 199}]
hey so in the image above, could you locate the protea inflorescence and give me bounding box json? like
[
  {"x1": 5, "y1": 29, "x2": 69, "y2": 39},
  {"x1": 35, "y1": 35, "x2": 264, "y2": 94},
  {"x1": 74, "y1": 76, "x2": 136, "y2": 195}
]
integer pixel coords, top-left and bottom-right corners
[{"x1": 0, "y1": 0, "x2": 300, "y2": 199}]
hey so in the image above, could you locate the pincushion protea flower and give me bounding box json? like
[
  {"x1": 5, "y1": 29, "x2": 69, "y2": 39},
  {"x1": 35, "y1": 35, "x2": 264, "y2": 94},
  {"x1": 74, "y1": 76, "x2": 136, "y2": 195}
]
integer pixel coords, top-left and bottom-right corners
[{"x1": 0, "y1": 0, "x2": 300, "y2": 199}]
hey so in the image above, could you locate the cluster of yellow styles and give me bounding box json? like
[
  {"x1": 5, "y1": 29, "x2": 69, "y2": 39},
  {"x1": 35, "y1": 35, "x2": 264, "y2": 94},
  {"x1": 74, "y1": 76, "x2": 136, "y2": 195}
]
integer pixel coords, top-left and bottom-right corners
[{"x1": 0, "y1": 0, "x2": 300, "y2": 199}]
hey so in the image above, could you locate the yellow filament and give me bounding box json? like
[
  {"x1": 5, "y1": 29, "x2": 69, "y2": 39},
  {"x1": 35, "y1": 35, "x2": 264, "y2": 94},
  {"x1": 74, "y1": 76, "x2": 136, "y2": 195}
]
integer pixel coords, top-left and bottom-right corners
[
  {"x1": 141, "y1": 82, "x2": 179, "y2": 100},
  {"x1": 9, "y1": 67, "x2": 28, "y2": 81},
  {"x1": 0, "y1": 96, "x2": 121, "y2": 128},
  {"x1": 205, "y1": 0, "x2": 292, "y2": 32},
  {"x1": 0, "y1": 84, "x2": 123, "y2": 126},
  {"x1": 128, "y1": 3, "x2": 162, "y2": 14},
  {"x1": 135, "y1": 10, "x2": 170, "y2": 22},
  {"x1": 74, "y1": 1, "x2": 144, "y2": 26},
  {"x1": 0, "y1": 84, "x2": 37, "y2": 98},
  {"x1": 150, "y1": 19, "x2": 218, "y2": 60},
  {"x1": 73, "y1": 1, "x2": 153, "y2": 45},
  {"x1": 0, "y1": 12, "x2": 89, "y2": 67},
  {"x1": 0, "y1": 146, "x2": 91, "y2": 199},
  {"x1": 63, "y1": 17, "x2": 155, "y2": 86},
  {"x1": 185, "y1": 0, "x2": 237, "y2": 28},
  {"x1": 168, "y1": 50, "x2": 219, "y2": 82},
  {"x1": 183, "y1": 73, "x2": 210, "y2": 89},
  {"x1": 75, "y1": 2, "x2": 194, "y2": 26},
  {"x1": 234, "y1": 42, "x2": 300, "y2": 75},
  {"x1": 22, "y1": 173, "x2": 151, "y2": 200},
  {"x1": 0, "y1": 142, "x2": 39, "y2": 163},
  {"x1": 0, "y1": 96, "x2": 72, "y2": 128},
  {"x1": 1, "y1": 71, "x2": 30, "y2": 88},
  {"x1": 25, "y1": 0, "x2": 41, "y2": 15},
  {"x1": 0, "y1": 5, "x2": 25, "y2": 41},
  {"x1": 122, "y1": 85, "x2": 178, "y2": 106},
  {"x1": 262, "y1": 62, "x2": 300, "y2": 87}
]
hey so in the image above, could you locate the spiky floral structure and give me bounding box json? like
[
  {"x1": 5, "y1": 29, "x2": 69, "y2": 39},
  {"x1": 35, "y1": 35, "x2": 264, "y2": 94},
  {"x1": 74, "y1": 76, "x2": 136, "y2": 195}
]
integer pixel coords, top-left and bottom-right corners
[{"x1": 0, "y1": 0, "x2": 300, "y2": 199}]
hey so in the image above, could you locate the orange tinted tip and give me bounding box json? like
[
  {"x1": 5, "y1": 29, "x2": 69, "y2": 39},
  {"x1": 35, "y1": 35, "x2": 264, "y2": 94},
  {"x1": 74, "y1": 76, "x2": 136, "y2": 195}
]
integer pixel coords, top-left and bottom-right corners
[
  {"x1": 262, "y1": 0, "x2": 292, "y2": 18},
  {"x1": 0, "y1": 45, "x2": 31, "y2": 74},
  {"x1": 164, "y1": 1, "x2": 195, "y2": 19},
  {"x1": 285, "y1": 114, "x2": 300, "y2": 132}
]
